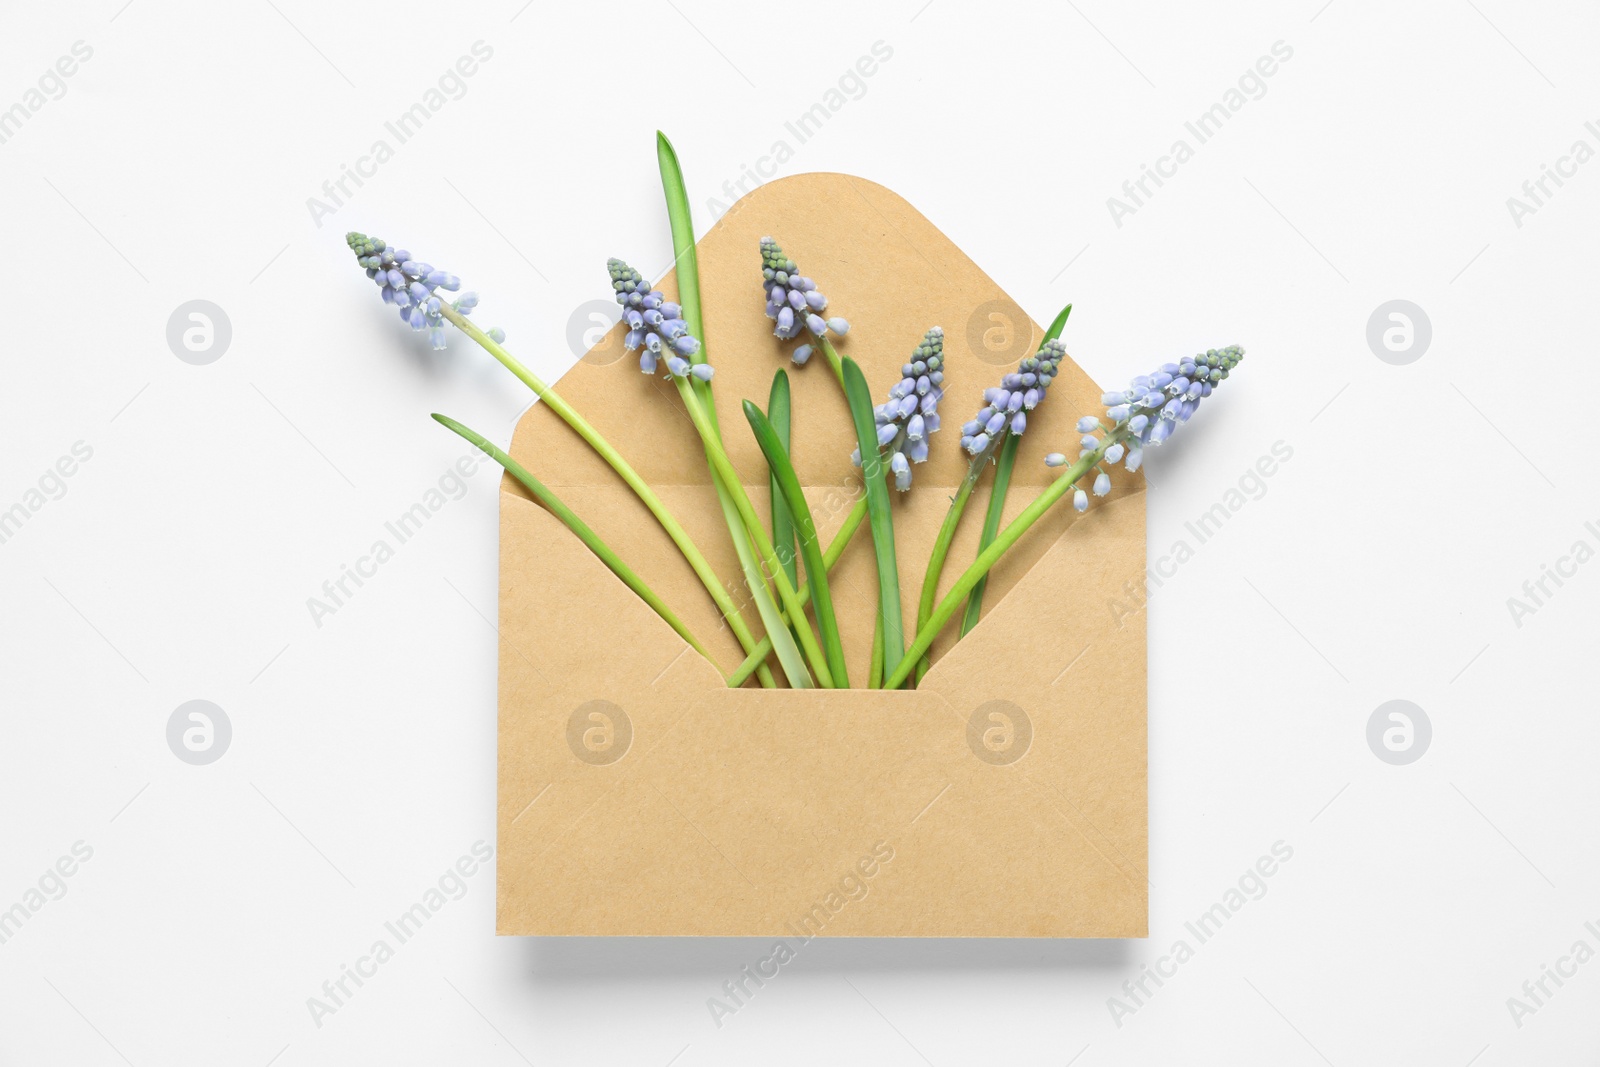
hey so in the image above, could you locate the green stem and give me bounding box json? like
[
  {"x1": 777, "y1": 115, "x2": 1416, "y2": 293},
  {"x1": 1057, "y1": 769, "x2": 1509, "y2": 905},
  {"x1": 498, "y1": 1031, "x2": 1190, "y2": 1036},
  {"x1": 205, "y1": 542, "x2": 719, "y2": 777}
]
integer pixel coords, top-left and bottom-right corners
[
  {"x1": 744, "y1": 401, "x2": 849, "y2": 687},
  {"x1": 674, "y1": 376, "x2": 835, "y2": 687},
  {"x1": 817, "y1": 335, "x2": 847, "y2": 390},
  {"x1": 960, "y1": 302, "x2": 1072, "y2": 636},
  {"x1": 960, "y1": 431, "x2": 1018, "y2": 636},
  {"x1": 435, "y1": 303, "x2": 770, "y2": 684},
  {"x1": 431, "y1": 415, "x2": 725, "y2": 678},
  {"x1": 725, "y1": 496, "x2": 868, "y2": 686},
  {"x1": 913, "y1": 449, "x2": 991, "y2": 684},
  {"x1": 884, "y1": 430, "x2": 1129, "y2": 691},
  {"x1": 720, "y1": 483, "x2": 813, "y2": 688},
  {"x1": 868, "y1": 607, "x2": 884, "y2": 689}
]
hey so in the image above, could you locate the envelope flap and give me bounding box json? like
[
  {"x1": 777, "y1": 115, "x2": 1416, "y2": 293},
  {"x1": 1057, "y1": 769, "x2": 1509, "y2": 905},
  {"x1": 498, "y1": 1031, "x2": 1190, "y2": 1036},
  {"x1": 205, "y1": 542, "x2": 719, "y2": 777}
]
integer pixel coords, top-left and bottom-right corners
[{"x1": 503, "y1": 171, "x2": 1144, "y2": 677}]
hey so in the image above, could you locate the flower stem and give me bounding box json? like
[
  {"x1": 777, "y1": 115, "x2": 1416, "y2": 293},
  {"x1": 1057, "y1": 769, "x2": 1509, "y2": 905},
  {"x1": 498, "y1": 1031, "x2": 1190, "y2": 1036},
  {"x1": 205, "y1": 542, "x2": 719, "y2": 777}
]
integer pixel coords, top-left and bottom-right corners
[
  {"x1": 912, "y1": 446, "x2": 993, "y2": 683},
  {"x1": 960, "y1": 430, "x2": 1018, "y2": 636},
  {"x1": 725, "y1": 496, "x2": 868, "y2": 687},
  {"x1": 818, "y1": 335, "x2": 847, "y2": 390},
  {"x1": 674, "y1": 376, "x2": 835, "y2": 687},
  {"x1": 744, "y1": 401, "x2": 849, "y2": 687},
  {"x1": 436, "y1": 302, "x2": 772, "y2": 685},
  {"x1": 884, "y1": 429, "x2": 1129, "y2": 691},
  {"x1": 431, "y1": 414, "x2": 725, "y2": 680}
]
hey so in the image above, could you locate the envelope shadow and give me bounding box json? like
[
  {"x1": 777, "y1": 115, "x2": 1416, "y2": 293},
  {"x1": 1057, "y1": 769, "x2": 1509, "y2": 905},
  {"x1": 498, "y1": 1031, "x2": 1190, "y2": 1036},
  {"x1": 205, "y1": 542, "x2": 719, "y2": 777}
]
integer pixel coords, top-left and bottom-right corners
[{"x1": 517, "y1": 935, "x2": 1133, "y2": 984}]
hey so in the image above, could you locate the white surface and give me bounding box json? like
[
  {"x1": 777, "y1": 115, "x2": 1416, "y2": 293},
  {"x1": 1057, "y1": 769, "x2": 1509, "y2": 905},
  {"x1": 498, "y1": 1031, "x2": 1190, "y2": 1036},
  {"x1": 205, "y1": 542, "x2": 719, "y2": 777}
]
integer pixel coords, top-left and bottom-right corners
[{"x1": 1, "y1": 0, "x2": 1594, "y2": 1063}]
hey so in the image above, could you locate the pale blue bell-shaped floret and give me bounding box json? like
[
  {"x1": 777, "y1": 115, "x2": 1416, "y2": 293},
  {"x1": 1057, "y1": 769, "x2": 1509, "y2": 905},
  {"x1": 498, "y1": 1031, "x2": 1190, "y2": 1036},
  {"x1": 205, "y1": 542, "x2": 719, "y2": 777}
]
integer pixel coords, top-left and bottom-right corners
[
  {"x1": 486, "y1": 327, "x2": 506, "y2": 344},
  {"x1": 691, "y1": 364, "x2": 715, "y2": 382},
  {"x1": 1045, "y1": 452, "x2": 1067, "y2": 467},
  {"x1": 1093, "y1": 472, "x2": 1111, "y2": 496},
  {"x1": 1073, "y1": 489, "x2": 1089, "y2": 512},
  {"x1": 1125, "y1": 447, "x2": 1144, "y2": 472},
  {"x1": 891, "y1": 451, "x2": 911, "y2": 491},
  {"x1": 1104, "y1": 443, "x2": 1125, "y2": 464},
  {"x1": 1076, "y1": 416, "x2": 1101, "y2": 433},
  {"x1": 792, "y1": 344, "x2": 813, "y2": 365},
  {"x1": 666, "y1": 356, "x2": 691, "y2": 378}
]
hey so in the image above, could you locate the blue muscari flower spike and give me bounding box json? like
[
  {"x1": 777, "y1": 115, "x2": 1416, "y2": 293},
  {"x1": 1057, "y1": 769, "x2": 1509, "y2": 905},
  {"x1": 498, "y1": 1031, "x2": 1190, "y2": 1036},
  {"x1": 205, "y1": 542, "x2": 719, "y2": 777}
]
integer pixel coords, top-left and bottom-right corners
[
  {"x1": 608, "y1": 258, "x2": 708, "y2": 379},
  {"x1": 347, "y1": 232, "x2": 474, "y2": 351},
  {"x1": 960, "y1": 339, "x2": 1067, "y2": 455},
  {"x1": 1049, "y1": 345, "x2": 1245, "y2": 508},
  {"x1": 761, "y1": 236, "x2": 849, "y2": 361},
  {"x1": 850, "y1": 327, "x2": 945, "y2": 491}
]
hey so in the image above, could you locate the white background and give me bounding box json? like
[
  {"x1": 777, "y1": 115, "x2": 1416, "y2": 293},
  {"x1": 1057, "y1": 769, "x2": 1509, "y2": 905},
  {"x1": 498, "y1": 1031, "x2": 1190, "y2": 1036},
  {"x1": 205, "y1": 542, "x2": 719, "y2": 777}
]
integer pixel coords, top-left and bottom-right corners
[{"x1": 1, "y1": 0, "x2": 1595, "y2": 1063}]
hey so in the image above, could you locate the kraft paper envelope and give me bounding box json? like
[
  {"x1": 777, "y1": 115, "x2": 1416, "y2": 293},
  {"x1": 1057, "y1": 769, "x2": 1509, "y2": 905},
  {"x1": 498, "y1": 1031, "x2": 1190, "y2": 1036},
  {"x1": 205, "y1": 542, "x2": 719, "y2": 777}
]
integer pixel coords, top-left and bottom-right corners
[{"x1": 497, "y1": 173, "x2": 1147, "y2": 937}]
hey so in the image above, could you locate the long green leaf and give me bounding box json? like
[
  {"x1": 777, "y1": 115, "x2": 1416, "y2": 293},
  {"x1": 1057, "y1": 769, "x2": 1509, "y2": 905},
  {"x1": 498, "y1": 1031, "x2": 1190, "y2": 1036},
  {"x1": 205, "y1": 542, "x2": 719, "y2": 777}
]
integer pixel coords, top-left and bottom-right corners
[
  {"x1": 841, "y1": 357, "x2": 904, "y2": 685},
  {"x1": 768, "y1": 370, "x2": 797, "y2": 587},
  {"x1": 960, "y1": 302, "x2": 1072, "y2": 635},
  {"x1": 744, "y1": 400, "x2": 848, "y2": 687},
  {"x1": 656, "y1": 130, "x2": 781, "y2": 688},
  {"x1": 431, "y1": 414, "x2": 723, "y2": 678}
]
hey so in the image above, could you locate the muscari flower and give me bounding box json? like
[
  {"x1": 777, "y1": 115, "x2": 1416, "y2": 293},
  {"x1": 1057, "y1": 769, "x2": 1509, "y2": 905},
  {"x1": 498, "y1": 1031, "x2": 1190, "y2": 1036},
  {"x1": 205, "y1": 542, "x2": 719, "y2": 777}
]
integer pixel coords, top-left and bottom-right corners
[
  {"x1": 851, "y1": 327, "x2": 946, "y2": 491},
  {"x1": 959, "y1": 339, "x2": 1068, "y2": 455},
  {"x1": 346, "y1": 232, "x2": 496, "y2": 351},
  {"x1": 1048, "y1": 345, "x2": 1245, "y2": 502},
  {"x1": 608, "y1": 258, "x2": 711, "y2": 381},
  {"x1": 760, "y1": 237, "x2": 849, "y2": 365}
]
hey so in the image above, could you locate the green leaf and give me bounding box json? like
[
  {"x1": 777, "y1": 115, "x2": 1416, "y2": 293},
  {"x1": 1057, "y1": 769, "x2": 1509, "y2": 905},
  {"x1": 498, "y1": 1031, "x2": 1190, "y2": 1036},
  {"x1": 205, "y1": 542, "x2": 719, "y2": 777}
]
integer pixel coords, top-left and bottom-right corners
[
  {"x1": 431, "y1": 414, "x2": 722, "y2": 677},
  {"x1": 841, "y1": 357, "x2": 904, "y2": 684},
  {"x1": 657, "y1": 130, "x2": 782, "y2": 687},
  {"x1": 768, "y1": 370, "x2": 797, "y2": 588},
  {"x1": 961, "y1": 302, "x2": 1072, "y2": 635},
  {"x1": 744, "y1": 400, "x2": 848, "y2": 687}
]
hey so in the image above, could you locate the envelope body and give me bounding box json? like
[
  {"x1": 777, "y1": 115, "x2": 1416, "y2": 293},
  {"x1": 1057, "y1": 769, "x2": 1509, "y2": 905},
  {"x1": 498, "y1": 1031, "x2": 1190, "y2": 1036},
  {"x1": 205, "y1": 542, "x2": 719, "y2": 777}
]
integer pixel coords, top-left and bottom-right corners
[{"x1": 496, "y1": 173, "x2": 1147, "y2": 937}]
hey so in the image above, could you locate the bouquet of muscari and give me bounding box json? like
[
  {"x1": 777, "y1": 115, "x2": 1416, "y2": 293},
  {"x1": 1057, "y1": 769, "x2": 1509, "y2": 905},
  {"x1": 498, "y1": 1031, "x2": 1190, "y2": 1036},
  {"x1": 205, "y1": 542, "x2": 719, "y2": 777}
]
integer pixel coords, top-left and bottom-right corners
[{"x1": 345, "y1": 135, "x2": 1242, "y2": 691}]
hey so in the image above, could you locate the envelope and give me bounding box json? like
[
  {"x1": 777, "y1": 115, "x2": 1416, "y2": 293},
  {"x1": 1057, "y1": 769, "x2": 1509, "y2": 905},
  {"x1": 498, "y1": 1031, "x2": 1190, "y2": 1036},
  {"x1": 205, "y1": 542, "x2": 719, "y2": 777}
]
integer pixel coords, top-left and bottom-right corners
[{"x1": 495, "y1": 173, "x2": 1147, "y2": 937}]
